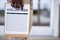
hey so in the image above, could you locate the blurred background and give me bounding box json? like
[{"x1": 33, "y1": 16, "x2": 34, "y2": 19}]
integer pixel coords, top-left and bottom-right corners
[
  {"x1": 0, "y1": 0, "x2": 51, "y2": 27},
  {"x1": 0, "y1": 1, "x2": 4, "y2": 25},
  {"x1": 0, "y1": 1, "x2": 5, "y2": 36},
  {"x1": 0, "y1": 0, "x2": 51, "y2": 36},
  {"x1": 32, "y1": 0, "x2": 51, "y2": 26}
]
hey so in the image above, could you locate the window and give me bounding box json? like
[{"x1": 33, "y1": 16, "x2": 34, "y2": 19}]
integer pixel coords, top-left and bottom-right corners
[{"x1": 32, "y1": 0, "x2": 51, "y2": 26}]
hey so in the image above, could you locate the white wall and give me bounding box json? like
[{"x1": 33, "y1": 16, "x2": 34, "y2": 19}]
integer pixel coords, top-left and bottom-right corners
[
  {"x1": 52, "y1": 0, "x2": 60, "y2": 37},
  {"x1": 53, "y1": 0, "x2": 60, "y2": 37}
]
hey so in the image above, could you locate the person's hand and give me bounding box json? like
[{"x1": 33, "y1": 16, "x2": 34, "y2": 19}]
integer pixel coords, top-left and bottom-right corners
[{"x1": 11, "y1": 0, "x2": 24, "y2": 10}]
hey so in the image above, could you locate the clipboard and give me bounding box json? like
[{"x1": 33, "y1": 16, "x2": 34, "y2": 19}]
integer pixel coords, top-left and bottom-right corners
[{"x1": 4, "y1": 3, "x2": 31, "y2": 38}]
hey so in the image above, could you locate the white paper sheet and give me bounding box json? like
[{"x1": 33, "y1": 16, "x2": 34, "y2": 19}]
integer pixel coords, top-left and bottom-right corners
[{"x1": 5, "y1": 4, "x2": 30, "y2": 34}]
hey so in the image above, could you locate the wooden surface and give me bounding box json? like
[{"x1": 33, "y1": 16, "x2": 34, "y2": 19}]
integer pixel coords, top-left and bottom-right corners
[
  {"x1": 29, "y1": 0, "x2": 33, "y2": 32},
  {"x1": 5, "y1": 34, "x2": 28, "y2": 38},
  {"x1": 7, "y1": 0, "x2": 30, "y2": 4}
]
